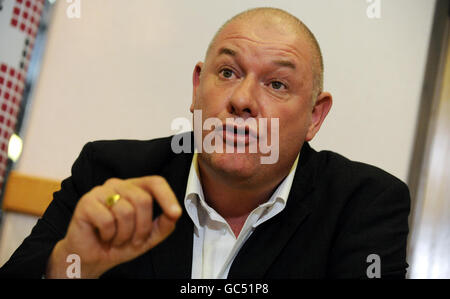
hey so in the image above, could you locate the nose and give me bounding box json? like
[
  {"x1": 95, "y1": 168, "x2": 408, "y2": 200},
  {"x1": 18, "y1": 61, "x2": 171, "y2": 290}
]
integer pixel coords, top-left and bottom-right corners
[{"x1": 227, "y1": 75, "x2": 259, "y2": 118}]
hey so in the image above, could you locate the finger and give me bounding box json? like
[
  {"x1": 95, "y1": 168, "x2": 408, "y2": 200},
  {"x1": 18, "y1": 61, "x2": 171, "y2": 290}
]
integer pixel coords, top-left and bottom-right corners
[
  {"x1": 77, "y1": 188, "x2": 116, "y2": 242},
  {"x1": 129, "y1": 176, "x2": 182, "y2": 220},
  {"x1": 108, "y1": 197, "x2": 136, "y2": 246},
  {"x1": 111, "y1": 181, "x2": 153, "y2": 246},
  {"x1": 103, "y1": 179, "x2": 139, "y2": 246},
  {"x1": 144, "y1": 213, "x2": 177, "y2": 250}
]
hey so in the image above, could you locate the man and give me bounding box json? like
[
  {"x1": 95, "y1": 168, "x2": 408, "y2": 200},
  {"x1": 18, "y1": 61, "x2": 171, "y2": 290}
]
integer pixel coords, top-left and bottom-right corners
[{"x1": 0, "y1": 7, "x2": 410, "y2": 278}]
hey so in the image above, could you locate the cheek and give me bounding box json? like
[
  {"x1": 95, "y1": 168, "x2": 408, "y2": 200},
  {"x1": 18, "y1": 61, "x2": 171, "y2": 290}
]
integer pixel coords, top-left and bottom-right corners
[
  {"x1": 276, "y1": 102, "x2": 311, "y2": 138},
  {"x1": 196, "y1": 80, "x2": 229, "y2": 115}
]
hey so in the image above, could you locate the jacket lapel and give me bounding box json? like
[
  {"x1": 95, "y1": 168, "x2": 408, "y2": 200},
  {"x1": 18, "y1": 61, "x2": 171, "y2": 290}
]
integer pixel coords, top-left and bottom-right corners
[
  {"x1": 150, "y1": 151, "x2": 195, "y2": 278},
  {"x1": 227, "y1": 143, "x2": 318, "y2": 279}
]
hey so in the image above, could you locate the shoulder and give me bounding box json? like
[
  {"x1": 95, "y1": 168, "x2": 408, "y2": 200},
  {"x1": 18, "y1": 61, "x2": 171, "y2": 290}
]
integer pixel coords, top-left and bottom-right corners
[
  {"x1": 306, "y1": 146, "x2": 409, "y2": 197},
  {"x1": 84, "y1": 135, "x2": 174, "y2": 160},
  {"x1": 72, "y1": 134, "x2": 186, "y2": 182}
]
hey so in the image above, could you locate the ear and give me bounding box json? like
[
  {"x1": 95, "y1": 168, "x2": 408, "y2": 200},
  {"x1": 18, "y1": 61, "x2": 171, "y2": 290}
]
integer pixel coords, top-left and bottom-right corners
[
  {"x1": 305, "y1": 91, "x2": 333, "y2": 142},
  {"x1": 191, "y1": 62, "x2": 204, "y2": 113}
]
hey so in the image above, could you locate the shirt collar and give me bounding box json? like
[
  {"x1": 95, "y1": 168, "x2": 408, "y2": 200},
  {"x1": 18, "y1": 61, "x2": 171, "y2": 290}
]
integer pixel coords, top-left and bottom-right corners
[{"x1": 184, "y1": 152, "x2": 300, "y2": 228}]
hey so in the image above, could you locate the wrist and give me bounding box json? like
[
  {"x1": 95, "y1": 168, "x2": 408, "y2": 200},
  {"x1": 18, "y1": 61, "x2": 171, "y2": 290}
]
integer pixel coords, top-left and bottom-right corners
[
  {"x1": 46, "y1": 239, "x2": 102, "y2": 279},
  {"x1": 46, "y1": 239, "x2": 70, "y2": 278}
]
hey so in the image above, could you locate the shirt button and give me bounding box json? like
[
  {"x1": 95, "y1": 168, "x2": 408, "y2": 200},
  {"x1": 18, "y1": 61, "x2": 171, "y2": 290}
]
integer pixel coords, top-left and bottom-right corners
[{"x1": 221, "y1": 227, "x2": 227, "y2": 235}]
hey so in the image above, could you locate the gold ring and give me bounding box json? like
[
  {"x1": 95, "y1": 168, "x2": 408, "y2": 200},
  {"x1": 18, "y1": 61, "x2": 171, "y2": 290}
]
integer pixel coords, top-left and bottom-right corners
[{"x1": 105, "y1": 194, "x2": 121, "y2": 208}]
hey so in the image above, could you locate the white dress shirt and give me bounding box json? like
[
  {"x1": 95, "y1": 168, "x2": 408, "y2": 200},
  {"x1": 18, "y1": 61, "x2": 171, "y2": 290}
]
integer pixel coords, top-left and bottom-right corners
[{"x1": 184, "y1": 153, "x2": 299, "y2": 279}]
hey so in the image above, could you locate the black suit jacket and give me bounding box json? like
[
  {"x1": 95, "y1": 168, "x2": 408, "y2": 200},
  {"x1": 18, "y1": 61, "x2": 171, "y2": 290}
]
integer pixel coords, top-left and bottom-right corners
[{"x1": 0, "y1": 134, "x2": 410, "y2": 278}]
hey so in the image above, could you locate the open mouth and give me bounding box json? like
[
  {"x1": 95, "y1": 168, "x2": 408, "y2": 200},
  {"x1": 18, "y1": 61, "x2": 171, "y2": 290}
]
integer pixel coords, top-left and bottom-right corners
[{"x1": 222, "y1": 124, "x2": 258, "y2": 146}]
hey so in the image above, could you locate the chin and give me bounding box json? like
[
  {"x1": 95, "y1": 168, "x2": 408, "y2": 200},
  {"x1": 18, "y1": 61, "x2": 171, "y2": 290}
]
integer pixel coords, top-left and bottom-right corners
[{"x1": 205, "y1": 152, "x2": 260, "y2": 180}]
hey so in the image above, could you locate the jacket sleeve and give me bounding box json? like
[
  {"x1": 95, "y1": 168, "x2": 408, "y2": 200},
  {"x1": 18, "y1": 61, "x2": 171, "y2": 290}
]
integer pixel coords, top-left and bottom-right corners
[
  {"x1": 327, "y1": 179, "x2": 411, "y2": 278},
  {"x1": 0, "y1": 143, "x2": 95, "y2": 278}
]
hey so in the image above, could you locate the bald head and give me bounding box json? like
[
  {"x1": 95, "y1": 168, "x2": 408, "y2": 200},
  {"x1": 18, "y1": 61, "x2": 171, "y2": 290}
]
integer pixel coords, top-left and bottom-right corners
[{"x1": 205, "y1": 7, "x2": 324, "y2": 100}]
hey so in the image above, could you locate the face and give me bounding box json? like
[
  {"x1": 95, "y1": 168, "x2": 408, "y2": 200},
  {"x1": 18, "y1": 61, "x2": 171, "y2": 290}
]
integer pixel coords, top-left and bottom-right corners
[{"x1": 191, "y1": 15, "x2": 331, "y2": 188}]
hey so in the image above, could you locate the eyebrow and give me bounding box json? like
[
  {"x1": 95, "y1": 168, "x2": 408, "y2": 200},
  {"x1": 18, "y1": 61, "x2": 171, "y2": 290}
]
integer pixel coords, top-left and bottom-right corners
[
  {"x1": 217, "y1": 47, "x2": 236, "y2": 57},
  {"x1": 272, "y1": 60, "x2": 296, "y2": 70},
  {"x1": 217, "y1": 47, "x2": 296, "y2": 70}
]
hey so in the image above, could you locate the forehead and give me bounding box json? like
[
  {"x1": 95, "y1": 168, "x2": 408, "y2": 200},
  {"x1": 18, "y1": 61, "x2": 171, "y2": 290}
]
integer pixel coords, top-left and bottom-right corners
[{"x1": 209, "y1": 16, "x2": 312, "y2": 65}]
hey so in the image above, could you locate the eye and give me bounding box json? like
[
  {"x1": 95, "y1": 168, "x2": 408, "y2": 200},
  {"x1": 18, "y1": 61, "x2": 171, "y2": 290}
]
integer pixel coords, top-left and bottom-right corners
[
  {"x1": 270, "y1": 81, "x2": 287, "y2": 90},
  {"x1": 219, "y1": 68, "x2": 235, "y2": 79}
]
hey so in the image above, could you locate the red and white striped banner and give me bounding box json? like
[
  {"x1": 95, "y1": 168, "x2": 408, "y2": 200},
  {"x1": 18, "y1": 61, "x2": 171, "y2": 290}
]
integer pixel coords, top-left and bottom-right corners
[{"x1": 0, "y1": 0, "x2": 44, "y2": 187}]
